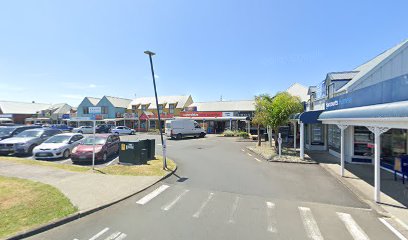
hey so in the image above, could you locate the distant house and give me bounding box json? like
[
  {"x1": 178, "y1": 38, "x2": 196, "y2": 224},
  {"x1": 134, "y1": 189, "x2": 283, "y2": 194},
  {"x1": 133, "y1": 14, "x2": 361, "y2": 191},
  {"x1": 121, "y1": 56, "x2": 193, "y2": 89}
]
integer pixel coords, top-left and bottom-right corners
[{"x1": 76, "y1": 97, "x2": 102, "y2": 119}]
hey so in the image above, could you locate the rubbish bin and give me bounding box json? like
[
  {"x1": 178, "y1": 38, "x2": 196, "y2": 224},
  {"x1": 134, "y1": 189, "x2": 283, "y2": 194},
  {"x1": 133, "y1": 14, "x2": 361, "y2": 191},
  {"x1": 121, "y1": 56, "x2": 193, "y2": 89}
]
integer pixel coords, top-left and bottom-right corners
[
  {"x1": 141, "y1": 148, "x2": 148, "y2": 163},
  {"x1": 119, "y1": 141, "x2": 144, "y2": 165},
  {"x1": 145, "y1": 139, "x2": 155, "y2": 160}
]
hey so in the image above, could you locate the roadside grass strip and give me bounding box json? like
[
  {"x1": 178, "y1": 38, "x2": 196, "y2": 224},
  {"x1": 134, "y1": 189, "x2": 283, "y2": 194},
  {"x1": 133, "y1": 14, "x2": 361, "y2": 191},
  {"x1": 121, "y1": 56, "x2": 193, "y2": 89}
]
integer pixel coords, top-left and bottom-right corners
[
  {"x1": 0, "y1": 176, "x2": 77, "y2": 239},
  {"x1": 0, "y1": 156, "x2": 90, "y2": 172},
  {"x1": 298, "y1": 206, "x2": 324, "y2": 240},
  {"x1": 336, "y1": 212, "x2": 369, "y2": 240},
  {"x1": 136, "y1": 184, "x2": 170, "y2": 205},
  {"x1": 379, "y1": 218, "x2": 407, "y2": 240}
]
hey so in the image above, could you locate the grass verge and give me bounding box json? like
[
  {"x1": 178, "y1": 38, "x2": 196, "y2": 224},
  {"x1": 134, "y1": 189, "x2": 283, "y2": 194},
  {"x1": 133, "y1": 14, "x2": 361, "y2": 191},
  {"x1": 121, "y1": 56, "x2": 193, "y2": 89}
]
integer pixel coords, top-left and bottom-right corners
[
  {"x1": 0, "y1": 176, "x2": 77, "y2": 239},
  {"x1": 0, "y1": 156, "x2": 91, "y2": 172},
  {"x1": 99, "y1": 156, "x2": 176, "y2": 176}
]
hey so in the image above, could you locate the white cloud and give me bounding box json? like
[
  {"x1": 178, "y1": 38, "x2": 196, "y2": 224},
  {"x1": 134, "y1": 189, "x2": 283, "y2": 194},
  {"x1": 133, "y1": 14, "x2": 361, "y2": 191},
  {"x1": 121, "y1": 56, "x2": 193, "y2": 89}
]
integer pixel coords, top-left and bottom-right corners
[
  {"x1": 61, "y1": 94, "x2": 84, "y2": 100},
  {"x1": 61, "y1": 82, "x2": 100, "y2": 89},
  {"x1": 88, "y1": 84, "x2": 97, "y2": 88}
]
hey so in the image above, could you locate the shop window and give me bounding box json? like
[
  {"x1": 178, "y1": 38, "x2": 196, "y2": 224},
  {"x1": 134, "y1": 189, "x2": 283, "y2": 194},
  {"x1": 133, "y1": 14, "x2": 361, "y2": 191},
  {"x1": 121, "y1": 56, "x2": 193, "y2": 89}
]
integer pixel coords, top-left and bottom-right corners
[
  {"x1": 328, "y1": 125, "x2": 340, "y2": 152},
  {"x1": 158, "y1": 105, "x2": 163, "y2": 114},
  {"x1": 150, "y1": 121, "x2": 156, "y2": 129},
  {"x1": 381, "y1": 129, "x2": 407, "y2": 167},
  {"x1": 353, "y1": 126, "x2": 374, "y2": 157},
  {"x1": 101, "y1": 106, "x2": 108, "y2": 114},
  {"x1": 169, "y1": 104, "x2": 175, "y2": 114},
  {"x1": 311, "y1": 124, "x2": 324, "y2": 145},
  {"x1": 141, "y1": 105, "x2": 147, "y2": 111},
  {"x1": 132, "y1": 105, "x2": 138, "y2": 112},
  {"x1": 83, "y1": 107, "x2": 89, "y2": 114}
]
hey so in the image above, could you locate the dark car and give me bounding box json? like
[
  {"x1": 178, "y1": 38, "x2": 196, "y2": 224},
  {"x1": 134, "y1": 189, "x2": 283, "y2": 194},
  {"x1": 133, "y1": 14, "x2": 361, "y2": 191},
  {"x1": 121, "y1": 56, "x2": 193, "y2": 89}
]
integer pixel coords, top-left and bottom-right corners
[
  {"x1": 0, "y1": 125, "x2": 42, "y2": 141},
  {"x1": 71, "y1": 134, "x2": 120, "y2": 163},
  {"x1": 51, "y1": 124, "x2": 73, "y2": 132},
  {"x1": 95, "y1": 124, "x2": 114, "y2": 133}
]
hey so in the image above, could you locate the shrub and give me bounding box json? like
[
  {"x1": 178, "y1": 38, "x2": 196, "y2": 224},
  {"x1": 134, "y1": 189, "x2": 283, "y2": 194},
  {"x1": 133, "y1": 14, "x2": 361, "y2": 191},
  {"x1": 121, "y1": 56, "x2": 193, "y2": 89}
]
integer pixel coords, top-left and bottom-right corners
[
  {"x1": 223, "y1": 130, "x2": 235, "y2": 137},
  {"x1": 238, "y1": 131, "x2": 249, "y2": 139}
]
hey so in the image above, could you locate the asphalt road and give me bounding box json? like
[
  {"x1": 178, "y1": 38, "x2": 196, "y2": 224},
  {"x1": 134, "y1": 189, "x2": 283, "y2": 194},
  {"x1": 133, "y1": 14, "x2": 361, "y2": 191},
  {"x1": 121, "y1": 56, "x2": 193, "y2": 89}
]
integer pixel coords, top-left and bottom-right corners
[{"x1": 28, "y1": 134, "x2": 402, "y2": 240}]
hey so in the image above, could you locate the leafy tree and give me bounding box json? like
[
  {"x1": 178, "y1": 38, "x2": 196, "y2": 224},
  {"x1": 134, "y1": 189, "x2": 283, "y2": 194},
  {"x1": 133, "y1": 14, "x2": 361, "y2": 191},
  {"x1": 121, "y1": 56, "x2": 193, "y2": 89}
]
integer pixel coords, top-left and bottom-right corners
[{"x1": 252, "y1": 94, "x2": 273, "y2": 146}]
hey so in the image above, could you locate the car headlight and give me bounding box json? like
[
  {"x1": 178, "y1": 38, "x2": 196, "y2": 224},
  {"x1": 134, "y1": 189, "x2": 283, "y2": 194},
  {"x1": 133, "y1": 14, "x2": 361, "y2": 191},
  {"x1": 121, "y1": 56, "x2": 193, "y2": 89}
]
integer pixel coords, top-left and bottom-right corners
[
  {"x1": 15, "y1": 143, "x2": 27, "y2": 146},
  {"x1": 72, "y1": 147, "x2": 78, "y2": 153}
]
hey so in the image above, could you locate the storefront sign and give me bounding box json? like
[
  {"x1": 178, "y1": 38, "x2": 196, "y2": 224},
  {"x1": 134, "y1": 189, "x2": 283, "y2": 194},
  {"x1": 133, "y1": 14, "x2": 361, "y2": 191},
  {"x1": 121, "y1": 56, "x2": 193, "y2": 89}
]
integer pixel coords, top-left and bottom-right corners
[
  {"x1": 62, "y1": 114, "x2": 70, "y2": 119},
  {"x1": 123, "y1": 113, "x2": 138, "y2": 119},
  {"x1": 180, "y1": 111, "x2": 223, "y2": 118},
  {"x1": 71, "y1": 117, "x2": 91, "y2": 121},
  {"x1": 222, "y1": 112, "x2": 234, "y2": 117},
  {"x1": 237, "y1": 111, "x2": 254, "y2": 117},
  {"x1": 184, "y1": 106, "x2": 197, "y2": 112},
  {"x1": 89, "y1": 107, "x2": 101, "y2": 114},
  {"x1": 0, "y1": 114, "x2": 13, "y2": 118}
]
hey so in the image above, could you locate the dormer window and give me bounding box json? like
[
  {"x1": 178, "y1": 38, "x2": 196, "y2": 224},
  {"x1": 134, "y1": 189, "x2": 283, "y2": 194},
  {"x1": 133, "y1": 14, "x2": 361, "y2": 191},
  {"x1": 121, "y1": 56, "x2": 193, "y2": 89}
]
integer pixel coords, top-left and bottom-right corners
[{"x1": 169, "y1": 104, "x2": 175, "y2": 114}]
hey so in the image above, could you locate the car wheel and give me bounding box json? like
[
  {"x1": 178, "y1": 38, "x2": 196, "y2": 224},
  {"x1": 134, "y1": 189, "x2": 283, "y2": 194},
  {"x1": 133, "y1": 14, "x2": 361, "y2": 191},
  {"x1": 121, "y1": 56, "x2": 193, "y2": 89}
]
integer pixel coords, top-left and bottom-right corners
[
  {"x1": 176, "y1": 133, "x2": 182, "y2": 140},
  {"x1": 130, "y1": 131, "x2": 135, "y2": 135},
  {"x1": 78, "y1": 131, "x2": 83, "y2": 134},
  {"x1": 28, "y1": 145, "x2": 36, "y2": 155},
  {"x1": 63, "y1": 149, "x2": 70, "y2": 159},
  {"x1": 199, "y1": 132, "x2": 205, "y2": 138},
  {"x1": 102, "y1": 152, "x2": 107, "y2": 162}
]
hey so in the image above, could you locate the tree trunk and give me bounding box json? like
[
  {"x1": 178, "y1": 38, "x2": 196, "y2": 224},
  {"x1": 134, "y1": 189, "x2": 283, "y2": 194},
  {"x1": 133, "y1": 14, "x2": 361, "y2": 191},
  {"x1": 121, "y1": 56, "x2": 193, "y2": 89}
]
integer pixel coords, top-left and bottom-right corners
[
  {"x1": 273, "y1": 127, "x2": 279, "y2": 152},
  {"x1": 257, "y1": 124, "x2": 261, "y2": 146}
]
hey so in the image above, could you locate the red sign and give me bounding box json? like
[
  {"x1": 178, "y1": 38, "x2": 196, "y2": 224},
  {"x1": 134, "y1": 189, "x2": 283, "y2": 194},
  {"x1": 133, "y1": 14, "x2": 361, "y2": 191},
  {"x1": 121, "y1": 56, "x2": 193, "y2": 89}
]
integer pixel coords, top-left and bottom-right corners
[{"x1": 179, "y1": 111, "x2": 223, "y2": 118}]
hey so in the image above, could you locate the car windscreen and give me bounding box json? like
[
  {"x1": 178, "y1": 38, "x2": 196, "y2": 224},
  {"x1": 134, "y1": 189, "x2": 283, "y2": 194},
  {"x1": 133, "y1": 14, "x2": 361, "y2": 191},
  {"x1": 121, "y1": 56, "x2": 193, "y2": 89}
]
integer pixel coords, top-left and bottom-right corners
[
  {"x1": 82, "y1": 137, "x2": 106, "y2": 145},
  {"x1": 0, "y1": 127, "x2": 15, "y2": 136},
  {"x1": 44, "y1": 135, "x2": 71, "y2": 143},
  {"x1": 15, "y1": 130, "x2": 43, "y2": 138}
]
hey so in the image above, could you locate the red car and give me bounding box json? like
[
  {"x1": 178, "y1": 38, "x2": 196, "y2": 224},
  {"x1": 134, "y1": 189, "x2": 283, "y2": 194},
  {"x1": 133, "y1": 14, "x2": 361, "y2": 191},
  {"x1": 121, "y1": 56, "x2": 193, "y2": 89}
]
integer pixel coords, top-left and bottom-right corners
[{"x1": 71, "y1": 134, "x2": 120, "y2": 163}]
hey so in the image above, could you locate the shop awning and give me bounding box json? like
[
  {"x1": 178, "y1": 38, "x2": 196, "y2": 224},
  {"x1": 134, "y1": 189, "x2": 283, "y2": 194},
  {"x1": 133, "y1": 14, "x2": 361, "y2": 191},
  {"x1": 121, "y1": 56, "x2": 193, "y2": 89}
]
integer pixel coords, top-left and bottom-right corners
[
  {"x1": 299, "y1": 110, "x2": 323, "y2": 124},
  {"x1": 289, "y1": 113, "x2": 301, "y2": 120},
  {"x1": 319, "y1": 100, "x2": 408, "y2": 120},
  {"x1": 177, "y1": 116, "x2": 249, "y2": 121}
]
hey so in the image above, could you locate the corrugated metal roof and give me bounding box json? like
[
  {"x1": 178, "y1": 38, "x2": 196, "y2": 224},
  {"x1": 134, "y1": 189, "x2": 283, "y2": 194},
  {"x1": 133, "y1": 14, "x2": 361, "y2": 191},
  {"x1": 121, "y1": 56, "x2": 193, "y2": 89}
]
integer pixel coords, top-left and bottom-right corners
[
  {"x1": 129, "y1": 95, "x2": 191, "y2": 109},
  {"x1": 327, "y1": 71, "x2": 359, "y2": 81},
  {"x1": 105, "y1": 96, "x2": 132, "y2": 108},
  {"x1": 285, "y1": 83, "x2": 309, "y2": 102},
  {"x1": 0, "y1": 101, "x2": 51, "y2": 114},
  {"x1": 86, "y1": 97, "x2": 101, "y2": 106},
  {"x1": 188, "y1": 100, "x2": 255, "y2": 112}
]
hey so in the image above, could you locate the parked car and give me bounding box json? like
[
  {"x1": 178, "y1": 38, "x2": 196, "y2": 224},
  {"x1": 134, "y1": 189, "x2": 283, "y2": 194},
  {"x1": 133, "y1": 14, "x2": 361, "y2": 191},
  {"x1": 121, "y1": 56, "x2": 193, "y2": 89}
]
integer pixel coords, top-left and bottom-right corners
[
  {"x1": 95, "y1": 124, "x2": 114, "y2": 133},
  {"x1": 165, "y1": 119, "x2": 206, "y2": 140},
  {"x1": 0, "y1": 125, "x2": 42, "y2": 141},
  {"x1": 71, "y1": 134, "x2": 120, "y2": 163},
  {"x1": 50, "y1": 124, "x2": 73, "y2": 132},
  {"x1": 72, "y1": 126, "x2": 94, "y2": 134},
  {"x1": 0, "y1": 128, "x2": 62, "y2": 155},
  {"x1": 33, "y1": 133, "x2": 84, "y2": 159},
  {"x1": 111, "y1": 126, "x2": 135, "y2": 135}
]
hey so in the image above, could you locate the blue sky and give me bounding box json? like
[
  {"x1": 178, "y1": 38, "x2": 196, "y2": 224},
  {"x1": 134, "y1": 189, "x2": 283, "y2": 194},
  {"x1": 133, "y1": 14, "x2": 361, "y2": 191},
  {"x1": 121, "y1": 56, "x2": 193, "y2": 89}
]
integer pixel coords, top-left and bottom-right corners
[{"x1": 0, "y1": 0, "x2": 407, "y2": 106}]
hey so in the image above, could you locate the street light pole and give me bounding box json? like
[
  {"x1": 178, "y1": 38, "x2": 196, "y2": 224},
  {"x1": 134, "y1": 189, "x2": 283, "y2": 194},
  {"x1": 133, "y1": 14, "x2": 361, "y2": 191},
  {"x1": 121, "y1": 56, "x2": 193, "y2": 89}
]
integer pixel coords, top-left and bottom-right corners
[{"x1": 144, "y1": 50, "x2": 167, "y2": 169}]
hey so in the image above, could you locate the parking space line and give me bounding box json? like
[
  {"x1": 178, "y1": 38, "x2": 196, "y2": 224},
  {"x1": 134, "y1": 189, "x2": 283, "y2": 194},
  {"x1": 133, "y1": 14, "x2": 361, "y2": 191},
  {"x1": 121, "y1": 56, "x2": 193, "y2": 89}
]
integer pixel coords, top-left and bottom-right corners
[
  {"x1": 395, "y1": 218, "x2": 408, "y2": 231},
  {"x1": 136, "y1": 185, "x2": 169, "y2": 205},
  {"x1": 337, "y1": 212, "x2": 369, "y2": 240},
  {"x1": 115, "y1": 233, "x2": 127, "y2": 240},
  {"x1": 266, "y1": 201, "x2": 277, "y2": 233},
  {"x1": 162, "y1": 189, "x2": 190, "y2": 211},
  {"x1": 379, "y1": 218, "x2": 407, "y2": 240},
  {"x1": 241, "y1": 149, "x2": 245, "y2": 152},
  {"x1": 105, "y1": 157, "x2": 118, "y2": 166},
  {"x1": 299, "y1": 207, "x2": 324, "y2": 240},
  {"x1": 254, "y1": 158, "x2": 261, "y2": 162},
  {"x1": 103, "y1": 231, "x2": 121, "y2": 240},
  {"x1": 247, "y1": 153, "x2": 253, "y2": 157},
  {"x1": 193, "y1": 192, "x2": 214, "y2": 218},
  {"x1": 89, "y1": 227, "x2": 109, "y2": 240},
  {"x1": 228, "y1": 196, "x2": 240, "y2": 224}
]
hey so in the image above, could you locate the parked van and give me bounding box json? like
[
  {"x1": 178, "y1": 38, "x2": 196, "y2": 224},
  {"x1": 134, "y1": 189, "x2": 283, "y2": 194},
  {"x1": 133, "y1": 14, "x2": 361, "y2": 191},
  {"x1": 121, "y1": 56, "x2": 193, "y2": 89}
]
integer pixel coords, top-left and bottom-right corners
[{"x1": 165, "y1": 119, "x2": 206, "y2": 140}]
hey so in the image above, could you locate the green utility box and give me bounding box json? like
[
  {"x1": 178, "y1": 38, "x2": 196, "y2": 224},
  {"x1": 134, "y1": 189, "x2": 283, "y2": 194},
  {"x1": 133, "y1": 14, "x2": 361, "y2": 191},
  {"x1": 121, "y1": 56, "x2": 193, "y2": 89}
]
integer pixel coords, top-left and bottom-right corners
[
  {"x1": 119, "y1": 141, "x2": 147, "y2": 165},
  {"x1": 144, "y1": 139, "x2": 155, "y2": 160}
]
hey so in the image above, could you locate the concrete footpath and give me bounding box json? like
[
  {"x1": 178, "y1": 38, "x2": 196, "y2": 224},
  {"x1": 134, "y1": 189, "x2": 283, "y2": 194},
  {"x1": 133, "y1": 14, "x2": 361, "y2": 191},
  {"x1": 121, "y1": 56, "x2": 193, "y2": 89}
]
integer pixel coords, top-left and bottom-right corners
[{"x1": 0, "y1": 161, "x2": 162, "y2": 212}]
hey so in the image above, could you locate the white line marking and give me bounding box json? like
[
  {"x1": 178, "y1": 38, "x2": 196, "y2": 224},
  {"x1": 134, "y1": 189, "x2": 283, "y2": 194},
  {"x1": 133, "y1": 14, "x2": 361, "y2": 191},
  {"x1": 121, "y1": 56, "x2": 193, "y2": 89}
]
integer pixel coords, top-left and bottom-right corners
[
  {"x1": 254, "y1": 157, "x2": 261, "y2": 162},
  {"x1": 247, "y1": 153, "x2": 253, "y2": 157},
  {"x1": 89, "y1": 227, "x2": 109, "y2": 240},
  {"x1": 193, "y1": 192, "x2": 214, "y2": 218},
  {"x1": 228, "y1": 196, "x2": 240, "y2": 223},
  {"x1": 115, "y1": 233, "x2": 127, "y2": 240},
  {"x1": 136, "y1": 185, "x2": 170, "y2": 205},
  {"x1": 103, "y1": 231, "x2": 121, "y2": 240},
  {"x1": 395, "y1": 218, "x2": 408, "y2": 231},
  {"x1": 105, "y1": 157, "x2": 118, "y2": 166},
  {"x1": 241, "y1": 149, "x2": 245, "y2": 152},
  {"x1": 60, "y1": 159, "x2": 71, "y2": 164},
  {"x1": 162, "y1": 189, "x2": 190, "y2": 211},
  {"x1": 379, "y1": 218, "x2": 407, "y2": 240},
  {"x1": 298, "y1": 207, "x2": 324, "y2": 240},
  {"x1": 336, "y1": 212, "x2": 369, "y2": 240},
  {"x1": 266, "y1": 201, "x2": 277, "y2": 233}
]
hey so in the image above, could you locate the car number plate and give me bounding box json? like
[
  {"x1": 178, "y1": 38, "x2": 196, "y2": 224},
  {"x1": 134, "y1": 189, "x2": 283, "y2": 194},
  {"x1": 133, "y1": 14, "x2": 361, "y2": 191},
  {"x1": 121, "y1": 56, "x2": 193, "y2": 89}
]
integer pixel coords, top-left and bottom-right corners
[
  {"x1": 38, "y1": 153, "x2": 48, "y2": 156},
  {"x1": 79, "y1": 156, "x2": 87, "y2": 159}
]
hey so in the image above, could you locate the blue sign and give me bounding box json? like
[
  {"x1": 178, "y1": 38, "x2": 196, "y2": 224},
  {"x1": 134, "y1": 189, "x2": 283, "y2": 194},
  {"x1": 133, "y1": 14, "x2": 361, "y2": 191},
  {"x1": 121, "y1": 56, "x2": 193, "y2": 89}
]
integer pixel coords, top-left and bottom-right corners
[
  {"x1": 62, "y1": 114, "x2": 70, "y2": 119},
  {"x1": 325, "y1": 73, "x2": 408, "y2": 111}
]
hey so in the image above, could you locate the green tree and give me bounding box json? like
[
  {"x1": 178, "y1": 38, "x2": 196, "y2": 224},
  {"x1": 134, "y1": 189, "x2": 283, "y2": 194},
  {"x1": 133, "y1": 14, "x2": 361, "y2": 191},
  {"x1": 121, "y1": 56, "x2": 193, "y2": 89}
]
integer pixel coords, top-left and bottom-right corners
[{"x1": 252, "y1": 94, "x2": 273, "y2": 146}]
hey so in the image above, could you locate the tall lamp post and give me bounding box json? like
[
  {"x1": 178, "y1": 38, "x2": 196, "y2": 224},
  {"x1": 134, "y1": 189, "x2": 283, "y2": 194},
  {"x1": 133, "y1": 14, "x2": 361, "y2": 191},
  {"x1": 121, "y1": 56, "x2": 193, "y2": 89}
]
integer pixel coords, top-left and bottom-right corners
[{"x1": 144, "y1": 50, "x2": 167, "y2": 169}]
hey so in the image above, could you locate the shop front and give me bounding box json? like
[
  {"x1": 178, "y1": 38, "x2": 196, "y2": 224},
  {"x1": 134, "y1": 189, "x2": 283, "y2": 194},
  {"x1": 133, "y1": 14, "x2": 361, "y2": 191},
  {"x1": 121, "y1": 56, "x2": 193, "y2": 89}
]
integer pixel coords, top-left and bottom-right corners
[{"x1": 137, "y1": 112, "x2": 174, "y2": 131}]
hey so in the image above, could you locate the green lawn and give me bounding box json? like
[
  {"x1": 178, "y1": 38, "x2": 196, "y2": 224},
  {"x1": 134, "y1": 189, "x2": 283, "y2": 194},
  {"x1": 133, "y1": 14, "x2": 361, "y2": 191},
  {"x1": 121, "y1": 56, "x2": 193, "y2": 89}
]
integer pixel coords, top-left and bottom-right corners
[
  {"x1": 0, "y1": 156, "x2": 91, "y2": 172},
  {"x1": 100, "y1": 156, "x2": 176, "y2": 176},
  {"x1": 0, "y1": 176, "x2": 77, "y2": 239}
]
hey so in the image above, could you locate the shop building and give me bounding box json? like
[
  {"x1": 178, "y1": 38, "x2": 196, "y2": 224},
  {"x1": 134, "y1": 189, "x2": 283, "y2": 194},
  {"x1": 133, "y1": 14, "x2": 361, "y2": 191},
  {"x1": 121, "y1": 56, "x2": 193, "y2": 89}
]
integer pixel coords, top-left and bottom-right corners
[
  {"x1": 295, "y1": 39, "x2": 408, "y2": 202},
  {"x1": 180, "y1": 100, "x2": 255, "y2": 134},
  {"x1": 128, "y1": 95, "x2": 193, "y2": 131}
]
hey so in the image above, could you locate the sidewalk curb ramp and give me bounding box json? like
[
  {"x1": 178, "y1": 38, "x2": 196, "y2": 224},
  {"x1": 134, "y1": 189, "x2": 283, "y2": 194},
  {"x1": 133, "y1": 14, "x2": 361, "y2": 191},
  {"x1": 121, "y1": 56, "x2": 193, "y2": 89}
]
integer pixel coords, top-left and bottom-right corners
[{"x1": 6, "y1": 165, "x2": 178, "y2": 240}]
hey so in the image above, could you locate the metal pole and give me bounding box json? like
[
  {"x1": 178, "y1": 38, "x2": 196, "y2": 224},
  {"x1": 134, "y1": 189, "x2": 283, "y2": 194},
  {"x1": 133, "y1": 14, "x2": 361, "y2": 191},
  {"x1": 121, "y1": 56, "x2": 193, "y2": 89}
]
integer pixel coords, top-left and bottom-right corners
[
  {"x1": 145, "y1": 51, "x2": 167, "y2": 169},
  {"x1": 300, "y1": 122, "x2": 304, "y2": 160},
  {"x1": 92, "y1": 120, "x2": 96, "y2": 170}
]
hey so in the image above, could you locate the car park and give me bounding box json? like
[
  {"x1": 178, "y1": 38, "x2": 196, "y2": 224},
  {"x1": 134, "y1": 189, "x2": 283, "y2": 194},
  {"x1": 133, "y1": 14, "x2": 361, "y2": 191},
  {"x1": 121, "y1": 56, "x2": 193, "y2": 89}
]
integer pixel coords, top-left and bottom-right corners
[
  {"x1": 50, "y1": 124, "x2": 73, "y2": 132},
  {"x1": 71, "y1": 134, "x2": 120, "y2": 163},
  {"x1": 33, "y1": 133, "x2": 84, "y2": 159},
  {"x1": 111, "y1": 126, "x2": 135, "y2": 135},
  {"x1": 0, "y1": 128, "x2": 62, "y2": 156},
  {"x1": 95, "y1": 124, "x2": 114, "y2": 133},
  {"x1": 0, "y1": 125, "x2": 42, "y2": 141},
  {"x1": 72, "y1": 126, "x2": 94, "y2": 134}
]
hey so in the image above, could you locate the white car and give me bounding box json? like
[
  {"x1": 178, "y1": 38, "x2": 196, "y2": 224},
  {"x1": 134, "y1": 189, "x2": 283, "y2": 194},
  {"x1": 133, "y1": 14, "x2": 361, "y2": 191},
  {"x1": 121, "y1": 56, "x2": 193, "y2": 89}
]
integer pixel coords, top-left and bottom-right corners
[
  {"x1": 111, "y1": 126, "x2": 135, "y2": 135},
  {"x1": 33, "y1": 133, "x2": 84, "y2": 159},
  {"x1": 72, "y1": 126, "x2": 94, "y2": 134},
  {"x1": 165, "y1": 119, "x2": 206, "y2": 140}
]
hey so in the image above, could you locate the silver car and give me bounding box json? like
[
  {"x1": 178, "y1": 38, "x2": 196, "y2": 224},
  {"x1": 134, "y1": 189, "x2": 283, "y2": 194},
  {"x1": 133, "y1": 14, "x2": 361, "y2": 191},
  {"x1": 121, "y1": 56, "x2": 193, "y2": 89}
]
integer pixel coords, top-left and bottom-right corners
[
  {"x1": 0, "y1": 128, "x2": 62, "y2": 156},
  {"x1": 33, "y1": 133, "x2": 84, "y2": 159}
]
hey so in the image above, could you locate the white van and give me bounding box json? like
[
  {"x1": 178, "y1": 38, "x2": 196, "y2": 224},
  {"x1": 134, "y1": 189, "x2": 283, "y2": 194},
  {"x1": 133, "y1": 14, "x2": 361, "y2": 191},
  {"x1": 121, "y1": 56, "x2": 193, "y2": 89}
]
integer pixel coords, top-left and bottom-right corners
[{"x1": 165, "y1": 119, "x2": 206, "y2": 140}]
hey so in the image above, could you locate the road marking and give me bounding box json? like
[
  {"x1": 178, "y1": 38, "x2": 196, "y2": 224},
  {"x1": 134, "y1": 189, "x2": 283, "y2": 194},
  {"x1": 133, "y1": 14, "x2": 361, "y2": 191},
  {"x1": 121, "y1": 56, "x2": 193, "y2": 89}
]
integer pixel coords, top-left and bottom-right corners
[
  {"x1": 395, "y1": 217, "x2": 408, "y2": 231},
  {"x1": 60, "y1": 159, "x2": 71, "y2": 164},
  {"x1": 241, "y1": 149, "x2": 245, "y2": 152},
  {"x1": 193, "y1": 192, "x2": 214, "y2": 218},
  {"x1": 89, "y1": 227, "x2": 109, "y2": 240},
  {"x1": 298, "y1": 207, "x2": 324, "y2": 240},
  {"x1": 103, "y1": 231, "x2": 121, "y2": 240},
  {"x1": 228, "y1": 196, "x2": 240, "y2": 223},
  {"x1": 379, "y1": 218, "x2": 407, "y2": 240},
  {"x1": 162, "y1": 189, "x2": 190, "y2": 211},
  {"x1": 105, "y1": 157, "x2": 118, "y2": 166},
  {"x1": 254, "y1": 157, "x2": 261, "y2": 162},
  {"x1": 247, "y1": 153, "x2": 253, "y2": 157},
  {"x1": 266, "y1": 201, "x2": 277, "y2": 233},
  {"x1": 115, "y1": 233, "x2": 127, "y2": 240},
  {"x1": 136, "y1": 185, "x2": 170, "y2": 205},
  {"x1": 336, "y1": 212, "x2": 369, "y2": 240}
]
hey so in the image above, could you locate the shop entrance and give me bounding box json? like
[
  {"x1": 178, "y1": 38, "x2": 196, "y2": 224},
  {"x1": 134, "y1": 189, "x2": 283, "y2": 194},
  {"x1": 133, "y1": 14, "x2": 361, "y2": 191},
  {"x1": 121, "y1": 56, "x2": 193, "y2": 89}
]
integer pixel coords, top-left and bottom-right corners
[{"x1": 214, "y1": 121, "x2": 225, "y2": 134}]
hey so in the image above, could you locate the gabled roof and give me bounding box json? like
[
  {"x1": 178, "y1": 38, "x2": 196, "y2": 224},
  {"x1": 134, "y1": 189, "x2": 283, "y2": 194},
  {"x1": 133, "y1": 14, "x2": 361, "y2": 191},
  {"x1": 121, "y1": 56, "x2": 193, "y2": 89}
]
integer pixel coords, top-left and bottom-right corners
[
  {"x1": 188, "y1": 100, "x2": 255, "y2": 112},
  {"x1": 285, "y1": 83, "x2": 309, "y2": 102},
  {"x1": 85, "y1": 97, "x2": 101, "y2": 106},
  {"x1": 326, "y1": 71, "x2": 359, "y2": 81},
  {"x1": 129, "y1": 95, "x2": 191, "y2": 109},
  {"x1": 0, "y1": 100, "x2": 51, "y2": 114},
  {"x1": 104, "y1": 96, "x2": 132, "y2": 108},
  {"x1": 338, "y1": 39, "x2": 408, "y2": 92},
  {"x1": 45, "y1": 103, "x2": 71, "y2": 114}
]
